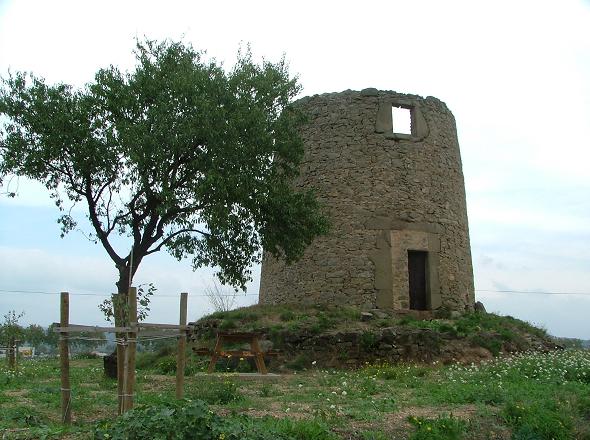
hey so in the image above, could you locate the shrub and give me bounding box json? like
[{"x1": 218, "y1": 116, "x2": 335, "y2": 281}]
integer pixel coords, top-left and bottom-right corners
[
  {"x1": 135, "y1": 350, "x2": 160, "y2": 370},
  {"x1": 360, "y1": 332, "x2": 378, "y2": 351},
  {"x1": 146, "y1": 353, "x2": 206, "y2": 376},
  {"x1": 362, "y1": 362, "x2": 430, "y2": 383},
  {"x1": 95, "y1": 400, "x2": 335, "y2": 440},
  {"x1": 207, "y1": 310, "x2": 229, "y2": 320},
  {"x1": 286, "y1": 354, "x2": 311, "y2": 371},
  {"x1": 497, "y1": 327, "x2": 516, "y2": 342},
  {"x1": 408, "y1": 414, "x2": 467, "y2": 440},
  {"x1": 269, "y1": 325, "x2": 286, "y2": 345},
  {"x1": 0, "y1": 405, "x2": 45, "y2": 428},
  {"x1": 437, "y1": 323, "x2": 457, "y2": 335},
  {"x1": 563, "y1": 358, "x2": 590, "y2": 384},
  {"x1": 454, "y1": 313, "x2": 547, "y2": 340},
  {"x1": 155, "y1": 355, "x2": 177, "y2": 374},
  {"x1": 219, "y1": 318, "x2": 238, "y2": 330},
  {"x1": 359, "y1": 376, "x2": 379, "y2": 395},
  {"x1": 398, "y1": 314, "x2": 418, "y2": 326},
  {"x1": 257, "y1": 417, "x2": 338, "y2": 440},
  {"x1": 95, "y1": 400, "x2": 227, "y2": 440},
  {"x1": 360, "y1": 430, "x2": 389, "y2": 440},
  {"x1": 325, "y1": 306, "x2": 361, "y2": 321},
  {"x1": 258, "y1": 383, "x2": 276, "y2": 397},
  {"x1": 502, "y1": 401, "x2": 573, "y2": 440},
  {"x1": 309, "y1": 323, "x2": 323, "y2": 335},
  {"x1": 433, "y1": 307, "x2": 452, "y2": 319},
  {"x1": 0, "y1": 366, "x2": 25, "y2": 387},
  {"x1": 279, "y1": 310, "x2": 296, "y2": 321},
  {"x1": 576, "y1": 394, "x2": 590, "y2": 419},
  {"x1": 376, "y1": 319, "x2": 391, "y2": 328},
  {"x1": 316, "y1": 312, "x2": 335, "y2": 331},
  {"x1": 469, "y1": 333, "x2": 503, "y2": 356},
  {"x1": 286, "y1": 321, "x2": 301, "y2": 332},
  {"x1": 190, "y1": 379, "x2": 243, "y2": 404}
]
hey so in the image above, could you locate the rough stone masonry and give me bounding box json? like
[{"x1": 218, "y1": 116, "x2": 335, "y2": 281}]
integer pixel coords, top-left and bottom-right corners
[{"x1": 259, "y1": 88, "x2": 475, "y2": 313}]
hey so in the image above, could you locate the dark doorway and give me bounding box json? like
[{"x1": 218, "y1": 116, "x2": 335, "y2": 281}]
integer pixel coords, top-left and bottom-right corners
[{"x1": 408, "y1": 250, "x2": 428, "y2": 310}]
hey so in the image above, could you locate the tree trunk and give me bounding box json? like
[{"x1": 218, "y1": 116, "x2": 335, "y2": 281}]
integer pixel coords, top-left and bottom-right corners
[
  {"x1": 113, "y1": 267, "x2": 130, "y2": 414},
  {"x1": 116, "y1": 263, "x2": 132, "y2": 297},
  {"x1": 103, "y1": 253, "x2": 144, "y2": 411}
]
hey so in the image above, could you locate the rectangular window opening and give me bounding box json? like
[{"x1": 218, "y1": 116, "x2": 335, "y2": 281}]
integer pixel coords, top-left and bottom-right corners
[{"x1": 392, "y1": 106, "x2": 412, "y2": 135}]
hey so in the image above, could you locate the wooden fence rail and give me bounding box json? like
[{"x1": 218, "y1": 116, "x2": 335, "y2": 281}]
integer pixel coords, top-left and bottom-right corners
[{"x1": 57, "y1": 289, "x2": 190, "y2": 422}]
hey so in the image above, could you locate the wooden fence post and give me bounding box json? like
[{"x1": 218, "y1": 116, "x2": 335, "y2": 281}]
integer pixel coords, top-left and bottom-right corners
[
  {"x1": 7, "y1": 336, "x2": 15, "y2": 369},
  {"x1": 124, "y1": 287, "x2": 137, "y2": 412},
  {"x1": 14, "y1": 339, "x2": 19, "y2": 370},
  {"x1": 176, "y1": 292, "x2": 188, "y2": 399},
  {"x1": 60, "y1": 292, "x2": 72, "y2": 424}
]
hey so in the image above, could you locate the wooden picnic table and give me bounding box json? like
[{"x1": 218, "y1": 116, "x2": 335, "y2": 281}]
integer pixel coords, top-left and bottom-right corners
[{"x1": 198, "y1": 332, "x2": 269, "y2": 374}]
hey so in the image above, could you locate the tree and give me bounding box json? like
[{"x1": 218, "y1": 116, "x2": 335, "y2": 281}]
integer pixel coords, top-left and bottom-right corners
[
  {"x1": 44, "y1": 323, "x2": 60, "y2": 354},
  {"x1": 69, "y1": 331, "x2": 107, "y2": 354},
  {"x1": 23, "y1": 324, "x2": 45, "y2": 349},
  {"x1": 205, "y1": 279, "x2": 239, "y2": 313},
  {"x1": 0, "y1": 310, "x2": 24, "y2": 368},
  {"x1": 0, "y1": 40, "x2": 328, "y2": 317}
]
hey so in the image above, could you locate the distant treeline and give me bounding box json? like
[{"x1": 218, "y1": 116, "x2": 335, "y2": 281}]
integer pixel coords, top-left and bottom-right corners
[
  {"x1": 0, "y1": 322, "x2": 107, "y2": 355},
  {"x1": 553, "y1": 337, "x2": 590, "y2": 349}
]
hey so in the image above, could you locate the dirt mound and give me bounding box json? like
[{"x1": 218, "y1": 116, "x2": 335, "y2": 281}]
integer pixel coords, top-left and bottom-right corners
[{"x1": 189, "y1": 304, "x2": 561, "y2": 371}]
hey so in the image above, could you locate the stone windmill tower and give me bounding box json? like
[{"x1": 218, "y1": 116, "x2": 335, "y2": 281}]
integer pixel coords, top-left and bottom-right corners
[{"x1": 259, "y1": 88, "x2": 474, "y2": 313}]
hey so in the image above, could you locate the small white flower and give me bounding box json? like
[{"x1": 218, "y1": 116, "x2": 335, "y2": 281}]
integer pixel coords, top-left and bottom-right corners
[
  {"x1": 341, "y1": 390, "x2": 347, "y2": 396},
  {"x1": 330, "y1": 405, "x2": 335, "y2": 409}
]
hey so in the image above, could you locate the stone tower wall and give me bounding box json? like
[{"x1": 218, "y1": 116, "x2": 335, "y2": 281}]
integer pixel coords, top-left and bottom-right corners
[{"x1": 259, "y1": 89, "x2": 475, "y2": 312}]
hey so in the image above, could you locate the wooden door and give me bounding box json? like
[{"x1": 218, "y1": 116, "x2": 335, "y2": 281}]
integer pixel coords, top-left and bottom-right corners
[{"x1": 408, "y1": 251, "x2": 428, "y2": 310}]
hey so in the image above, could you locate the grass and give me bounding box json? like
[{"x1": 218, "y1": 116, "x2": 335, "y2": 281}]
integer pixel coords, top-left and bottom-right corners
[
  {"x1": 397, "y1": 312, "x2": 547, "y2": 342},
  {"x1": 198, "y1": 303, "x2": 363, "y2": 337},
  {"x1": 0, "y1": 349, "x2": 589, "y2": 439}
]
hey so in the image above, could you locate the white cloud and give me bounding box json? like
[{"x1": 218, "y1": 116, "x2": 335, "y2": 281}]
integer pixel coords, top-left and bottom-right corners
[
  {"x1": 0, "y1": 245, "x2": 261, "y2": 326},
  {"x1": 469, "y1": 203, "x2": 588, "y2": 233}
]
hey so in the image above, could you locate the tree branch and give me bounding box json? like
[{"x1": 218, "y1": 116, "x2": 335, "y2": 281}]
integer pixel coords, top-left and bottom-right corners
[
  {"x1": 39, "y1": 159, "x2": 85, "y2": 197},
  {"x1": 128, "y1": 191, "x2": 149, "y2": 246},
  {"x1": 159, "y1": 204, "x2": 202, "y2": 227},
  {"x1": 93, "y1": 175, "x2": 117, "y2": 205},
  {"x1": 145, "y1": 228, "x2": 210, "y2": 256},
  {"x1": 84, "y1": 180, "x2": 124, "y2": 266},
  {"x1": 106, "y1": 210, "x2": 132, "y2": 236},
  {"x1": 140, "y1": 211, "x2": 159, "y2": 252}
]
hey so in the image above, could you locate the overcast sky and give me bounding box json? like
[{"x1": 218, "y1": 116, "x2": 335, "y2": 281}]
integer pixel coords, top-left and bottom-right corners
[{"x1": 0, "y1": 0, "x2": 589, "y2": 338}]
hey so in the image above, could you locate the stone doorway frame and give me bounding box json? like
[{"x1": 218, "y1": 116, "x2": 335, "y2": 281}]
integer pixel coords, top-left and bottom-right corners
[{"x1": 369, "y1": 220, "x2": 441, "y2": 311}]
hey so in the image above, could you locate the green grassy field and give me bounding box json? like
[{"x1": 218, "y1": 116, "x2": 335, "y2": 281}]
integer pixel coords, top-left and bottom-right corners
[{"x1": 1, "y1": 349, "x2": 589, "y2": 439}]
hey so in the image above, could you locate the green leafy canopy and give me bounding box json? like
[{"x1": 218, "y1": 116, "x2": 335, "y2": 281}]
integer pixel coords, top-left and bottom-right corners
[{"x1": 0, "y1": 39, "x2": 328, "y2": 292}]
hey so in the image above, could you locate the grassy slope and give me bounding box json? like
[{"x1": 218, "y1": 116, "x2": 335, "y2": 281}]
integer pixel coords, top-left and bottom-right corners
[
  {"x1": 195, "y1": 304, "x2": 551, "y2": 341},
  {"x1": 191, "y1": 305, "x2": 558, "y2": 368}
]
